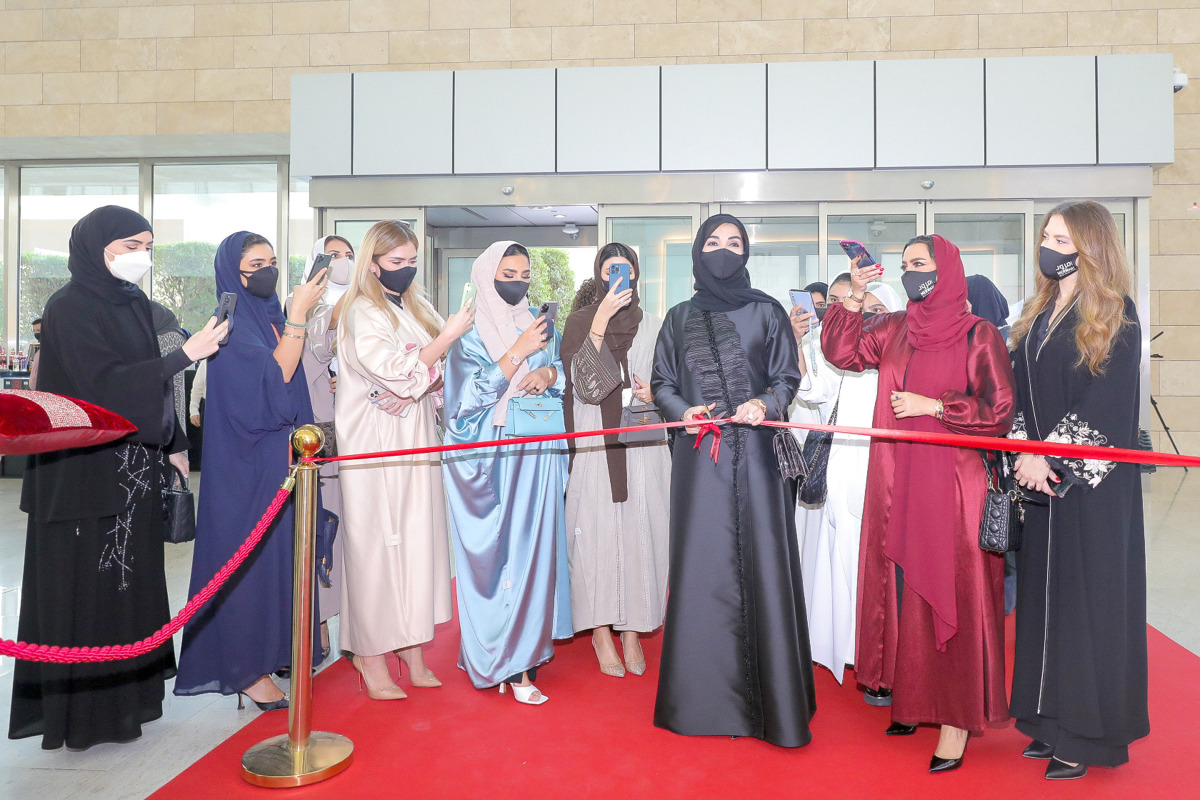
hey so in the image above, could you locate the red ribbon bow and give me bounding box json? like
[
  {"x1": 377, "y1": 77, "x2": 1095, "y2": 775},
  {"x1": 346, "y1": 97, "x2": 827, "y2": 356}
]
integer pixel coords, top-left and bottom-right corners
[{"x1": 693, "y1": 421, "x2": 722, "y2": 463}]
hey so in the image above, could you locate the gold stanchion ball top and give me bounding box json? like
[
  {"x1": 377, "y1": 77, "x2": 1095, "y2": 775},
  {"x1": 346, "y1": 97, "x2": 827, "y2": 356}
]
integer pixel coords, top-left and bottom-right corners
[{"x1": 292, "y1": 424, "x2": 325, "y2": 458}]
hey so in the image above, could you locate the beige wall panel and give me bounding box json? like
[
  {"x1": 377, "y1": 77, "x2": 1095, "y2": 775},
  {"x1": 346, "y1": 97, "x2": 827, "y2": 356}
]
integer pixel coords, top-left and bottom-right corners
[
  {"x1": 119, "y1": 70, "x2": 195, "y2": 104},
  {"x1": 7, "y1": 41, "x2": 80, "y2": 74},
  {"x1": 1150, "y1": 329, "x2": 1200, "y2": 363},
  {"x1": 805, "y1": 17, "x2": 890, "y2": 53},
  {"x1": 43, "y1": 72, "x2": 118, "y2": 105},
  {"x1": 763, "y1": 0, "x2": 848, "y2": 18},
  {"x1": 1159, "y1": 292, "x2": 1200, "y2": 327},
  {"x1": 471, "y1": 28, "x2": 552, "y2": 62},
  {"x1": 1149, "y1": 256, "x2": 1198, "y2": 290},
  {"x1": 349, "y1": 0, "x2": 431, "y2": 32},
  {"x1": 678, "y1": 0, "x2": 760, "y2": 23},
  {"x1": 1159, "y1": 8, "x2": 1200, "y2": 45},
  {"x1": 1159, "y1": 360, "x2": 1200, "y2": 397},
  {"x1": 81, "y1": 39, "x2": 156, "y2": 72},
  {"x1": 389, "y1": 30, "x2": 471, "y2": 64},
  {"x1": 594, "y1": 0, "x2": 675, "y2": 25},
  {"x1": 892, "y1": 14, "x2": 978, "y2": 51},
  {"x1": 848, "y1": 0, "x2": 932, "y2": 16},
  {"x1": 979, "y1": 13, "x2": 1066, "y2": 50},
  {"x1": 79, "y1": 102, "x2": 156, "y2": 136},
  {"x1": 719, "y1": 20, "x2": 805, "y2": 57},
  {"x1": 934, "y1": 0, "x2": 1021, "y2": 12},
  {"x1": 310, "y1": 32, "x2": 390, "y2": 66},
  {"x1": 117, "y1": 6, "x2": 195, "y2": 39},
  {"x1": 0, "y1": 75, "x2": 42, "y2": 106},
  {"x1": 1022, "y1": 0, "x2": 1110, "y2": 11},
  {"x1": 0, "y1": 10, "x2": 42, "y2": 42},
  {"x1": 1158, "y1": 220, "x2": 1200, "y2": 256},
  {"x1": 1158, "y1": 149, "x2": 1200, "y2": 186},
  {"x1": 429, "y1": 0, "x2": 510, "y2": 30},
  {"x1": 635, "y1": 23, "x2": 719, "y2": 58},
  {"x1": 234, "y1": 99, "x2": 290, "y2": 133},
  {"x1": 552, "y1": 25, "x2": 635, "y2": 60},
  {"x1": 157, "y1": 38, "x2": 237, "y2": 71},
  {"x1": 1150, "y1": 186, "x2": 1200, "y2": 221},
  {"x1": 1068, "y1": 11, "x2": 1157, "y2": 47},
  {"x1": 195, "y1": 68, "x2": 274, "y2": 102},
  {"x1": 1175, "y1": 114, "x2": 1200, "y2": 151},
  {"x1": 157, "y1": 101, "x2": 234, "y2": 135},
  {"x1": 43, "y1": 8, "x2": 117, "y2": 40},
  {"x1": 5, "y1": 104, "x2": 80, "y2": 138},
  {"x1": 273, "y1": 1, "x2": 350, "y2": 35},
  {"x1": 234, "y1": 34, "x2": 311, "y2": 69},
  {"x1": 512, "y1": 0, "x2": 594, "y2": 28},
  {"x1": 196, "y1": 4, "x2": 273, "y2": 38}
]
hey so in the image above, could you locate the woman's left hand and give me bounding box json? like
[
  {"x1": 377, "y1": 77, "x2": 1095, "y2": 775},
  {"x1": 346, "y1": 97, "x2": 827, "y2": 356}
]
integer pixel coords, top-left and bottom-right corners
[
  {"x1": 517, "y1": 366, "x2": 556, "y2": 396},
  {"x1": 731, "y1": 400, "x2": 767, "y2": 426},
  {"x1": 372, "y1": 390, "x2": 414, "y2": 416},
  {"x1": 168, "y1": 450, "x2": 189, "y2": 479},
  {"x1": 1014, "y1": 453, "x2": 1057, "y2": 496},
  {"x1": 631, "y1": 375, "x2": 653, "y2": 404},
  {"x1": 890, "y1": 391, "x2": 937, "y2": 419}
]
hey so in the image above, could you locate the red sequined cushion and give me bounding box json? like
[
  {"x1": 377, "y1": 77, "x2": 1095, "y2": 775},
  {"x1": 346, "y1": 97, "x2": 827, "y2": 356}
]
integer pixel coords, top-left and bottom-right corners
[{"x1": 0, "y1": 389, "x2": 137, "y2": 455}]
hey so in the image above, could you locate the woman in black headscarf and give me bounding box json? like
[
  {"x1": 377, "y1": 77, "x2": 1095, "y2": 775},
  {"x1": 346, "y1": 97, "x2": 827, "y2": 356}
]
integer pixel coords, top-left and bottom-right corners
[
  {"x1": 10, "y1": 205, "x2": 225, "y2": 750},
  {"x1": 650, "y1": 214, "x2": 815, "y2": 748},
  {"x1": 966, "y1": 275, "x2": 1011, "y2": 342}
]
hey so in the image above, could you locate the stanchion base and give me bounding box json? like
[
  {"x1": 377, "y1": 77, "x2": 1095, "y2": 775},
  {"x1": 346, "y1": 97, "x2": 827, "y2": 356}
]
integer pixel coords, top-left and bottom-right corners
[{"x1": 241, "y1": 731, "x2": 354, "y2": 788}]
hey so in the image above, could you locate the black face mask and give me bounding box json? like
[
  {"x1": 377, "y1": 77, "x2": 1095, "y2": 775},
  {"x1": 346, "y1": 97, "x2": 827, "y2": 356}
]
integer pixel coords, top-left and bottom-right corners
[
  {"x1": 1038, "y1": 246, "x2": 1079, "y2": 280},
  {"x1": 33, "y1": 332, "x2": 41, "y2": 342},
  {"x1": 901, "y1": 269, "x2": 937, "y2": 303},
  {"x1": 494, "y1": 279, "x2": 529, "y2": 306},
  {"x1": 378, "y1": 265, "x2": 417, "y2": 296},
  {"x1": 814, "y1": 306, "x2": 828, "y2": 322},
  {"x1": 241, "y1": 266, "x2": 279, "y2": 299},
  {"x1": 699, "y1": 247, "x2": 743, "y2": 280}
]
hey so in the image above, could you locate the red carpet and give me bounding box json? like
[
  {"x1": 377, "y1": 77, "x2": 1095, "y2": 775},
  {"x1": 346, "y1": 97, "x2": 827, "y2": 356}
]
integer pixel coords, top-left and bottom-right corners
[{"x1": 152, "y1": 609, "x2": 1197, "y2": 799}]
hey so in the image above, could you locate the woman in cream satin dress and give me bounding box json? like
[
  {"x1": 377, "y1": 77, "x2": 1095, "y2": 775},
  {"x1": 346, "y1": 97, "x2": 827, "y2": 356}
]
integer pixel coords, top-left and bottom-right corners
[
  {"x1": 335, "y1": 220, "x2": 475, "y2": 699},
  {"x1": 790, "y1": 278, "x2": 902, "y2": 684}
]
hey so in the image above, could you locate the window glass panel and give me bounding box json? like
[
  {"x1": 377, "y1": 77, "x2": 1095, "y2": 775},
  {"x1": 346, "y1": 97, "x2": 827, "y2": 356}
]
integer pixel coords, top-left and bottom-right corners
[
  {"x1": 827, "y1": 214, "x2": 918, "y2": 305},
  {"x1": 606, "y1": 216, "x2": 694, "y2": 319},
  {"x1": 741, "y1": 217, "x2": 819, "y2": 307},
  {"x1": 152, "y1": 163, "x2": 278, "y2": 333},
  {"x1": 19, "y1": 165, "x2": 139, "y2": 352},
  {"x1": 289, "y1": 177, "x2": 314, "y2": 288},
  {"x1": 933, "y1": 213, "x2": 1024, "y2": 305}
]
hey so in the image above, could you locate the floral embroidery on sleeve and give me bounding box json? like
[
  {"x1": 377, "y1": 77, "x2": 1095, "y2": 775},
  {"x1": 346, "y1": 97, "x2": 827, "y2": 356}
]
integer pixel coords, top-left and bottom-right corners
[
  {"x1": 1008, "y1": 411, "x2": 1029, "y2": 440},
  {"x1": 1044, "y1": 412, "x2": 1115, "y2": 488}
]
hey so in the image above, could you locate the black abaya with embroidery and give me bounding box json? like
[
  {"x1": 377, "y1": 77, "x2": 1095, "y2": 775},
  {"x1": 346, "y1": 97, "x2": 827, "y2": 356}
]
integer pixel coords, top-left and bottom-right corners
[
  {"x1": 1009, "y1": 297, "x2": 1149, "y2": 767},
  {"x1": 651, "y1": 300, "x2": 815, "y2": 748},
  {"x1": 10, "y1": 207, "x2": 189, "y2": 750}
]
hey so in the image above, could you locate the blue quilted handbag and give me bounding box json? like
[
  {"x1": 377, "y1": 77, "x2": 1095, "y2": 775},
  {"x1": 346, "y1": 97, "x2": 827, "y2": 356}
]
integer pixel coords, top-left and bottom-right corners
[{"x1": 505, "y1": 396, "x2": 565, "y2": 437}]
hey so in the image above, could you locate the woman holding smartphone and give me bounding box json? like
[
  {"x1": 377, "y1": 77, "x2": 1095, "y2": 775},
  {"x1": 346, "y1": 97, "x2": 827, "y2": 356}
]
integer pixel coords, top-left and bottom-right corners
[
  {"x1": 442, "y1": 241, "x2": 571, "y2": 705},
  {"x1": 821, "y1": 234, "x2": 1014, "y2": 773},
  {"x1": 336, "y1": 221, "x2": 474, "y2": 699},
  {"x1": 562, "y1": 243, "x2": 670, "y2": 678}
]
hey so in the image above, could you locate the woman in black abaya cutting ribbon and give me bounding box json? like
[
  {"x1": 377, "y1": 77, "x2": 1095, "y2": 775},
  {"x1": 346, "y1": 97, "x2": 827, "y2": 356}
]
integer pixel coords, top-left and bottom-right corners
[{"x1": 651, "y1": 214, "x2": 815, "y2": 748}]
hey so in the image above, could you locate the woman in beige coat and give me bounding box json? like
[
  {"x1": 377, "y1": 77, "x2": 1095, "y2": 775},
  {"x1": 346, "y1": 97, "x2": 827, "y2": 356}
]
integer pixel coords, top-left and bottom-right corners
[{"x1": 335, "y1": 220, "x2": 475, "y2": 700}]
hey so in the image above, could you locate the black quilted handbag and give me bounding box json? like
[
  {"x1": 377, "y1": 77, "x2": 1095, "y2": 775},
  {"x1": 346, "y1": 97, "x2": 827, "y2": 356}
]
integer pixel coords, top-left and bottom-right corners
[
  {"x1": 978, "y1": 451, "x2": 1046, "y2": 553},
  {"x1": 163, "y1": 464, "x2": 196, "y2": 544}
]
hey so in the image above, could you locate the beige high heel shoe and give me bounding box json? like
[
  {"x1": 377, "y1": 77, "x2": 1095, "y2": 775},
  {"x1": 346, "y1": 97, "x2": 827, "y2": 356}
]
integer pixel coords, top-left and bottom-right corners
[
  {"x1": 352, "y1": 655, "x2": 407, "y2": 701},
  {"x1": 621, "y1": 633, "x2": 646, "y2": 676},
  {"x1": 592, "y1": 638, "x2": 626, "y2": 678},
  {"x1": 395, "y1": 651, "x2": 442, "y2": 688}
]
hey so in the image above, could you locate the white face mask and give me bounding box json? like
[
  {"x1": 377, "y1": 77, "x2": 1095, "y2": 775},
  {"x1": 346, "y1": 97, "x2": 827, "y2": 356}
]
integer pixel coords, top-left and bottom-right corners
[
  {"x1": 327, "y1": 256, "x2": 353, "y2": 285},
  {"x1": 105, "y1": 248, "x2": 152, "y2": 284}
]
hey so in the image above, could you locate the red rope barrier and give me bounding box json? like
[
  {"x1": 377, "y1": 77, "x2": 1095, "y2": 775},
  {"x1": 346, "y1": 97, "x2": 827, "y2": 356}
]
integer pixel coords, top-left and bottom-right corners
[{"x1": 0, "y1": 477, "x2": 296, "y2": 664}]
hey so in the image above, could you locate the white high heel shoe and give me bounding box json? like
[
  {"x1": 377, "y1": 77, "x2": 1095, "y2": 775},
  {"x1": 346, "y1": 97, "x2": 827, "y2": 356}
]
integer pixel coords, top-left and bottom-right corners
[{"x1": 498, "y1": 681, "x2": 549, "y2": 705}]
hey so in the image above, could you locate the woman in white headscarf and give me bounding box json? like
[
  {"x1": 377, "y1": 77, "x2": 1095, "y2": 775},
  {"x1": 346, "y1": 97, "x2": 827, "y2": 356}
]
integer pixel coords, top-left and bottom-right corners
[
  {"x1": 441, "y1": 242, "x2": 572, "y2": 706},
  {"x1": 789, "y1": 274, "x2": 902, "y2": 686},
  {"x1": 295, "y1": 235, "x2": 355, "y2": 656}
]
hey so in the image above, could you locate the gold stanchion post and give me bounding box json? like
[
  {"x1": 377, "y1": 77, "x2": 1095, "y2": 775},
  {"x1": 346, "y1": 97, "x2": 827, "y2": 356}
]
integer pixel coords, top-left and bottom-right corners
[{"x1": 242, "y1": 425, "x2": 354, "y2": 787}]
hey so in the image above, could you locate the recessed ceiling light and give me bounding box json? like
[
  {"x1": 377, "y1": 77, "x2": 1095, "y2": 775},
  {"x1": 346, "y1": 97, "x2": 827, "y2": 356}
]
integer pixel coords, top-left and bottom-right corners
[
  {"x1": 554, "y1": 214, "x2": 566, "y2": 218},
  {"x1": 532, "y1": 205, "x2": 553, "y2": 211}
]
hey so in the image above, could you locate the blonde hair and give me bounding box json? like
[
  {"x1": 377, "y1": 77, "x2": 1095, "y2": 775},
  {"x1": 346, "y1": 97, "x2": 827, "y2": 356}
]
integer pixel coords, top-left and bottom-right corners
[
  {"x1": 1010, "y1": 200, "x2": 1131, "y2": 375},
  {"x1": 338, "y1": 220, "x2": 441, "y2": 341}
]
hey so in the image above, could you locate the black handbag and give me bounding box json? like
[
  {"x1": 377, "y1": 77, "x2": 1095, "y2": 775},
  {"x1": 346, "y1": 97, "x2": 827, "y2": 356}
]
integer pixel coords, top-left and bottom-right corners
[
  {"x1": 313, "y1": 420, "x2": 337, "y2": 458},
  {"x1": 163, "y1": 464, "x2": 196, "y2": 544},
  {"x1": 316, "y1": 508, "x2": 339, "y2": 588},
  {"x1": 978, "y1": 450, "x2": 1046, "y2": 553},
  {"x1": 796, "y1": 377, "x2": 844, "y2": 505},
  {"x1": 618, "y1": 402, "x2": 664, "y2": 444}
]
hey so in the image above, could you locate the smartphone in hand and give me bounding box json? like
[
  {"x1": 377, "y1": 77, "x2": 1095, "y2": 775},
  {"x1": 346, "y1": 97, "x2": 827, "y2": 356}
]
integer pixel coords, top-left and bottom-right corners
[
  {"x1": 538, "y1": 301, "x2": 559, "y2": 340},
  {"x1": 460, "y1": 282, "x2": 477, "y2": 310},
  {"x1": 839, "y1": 240, "x2": 877, "y2": 268},
  {"x1": 307, "y1": 252, "x2": 332, "y2": 283},
  {"x1": 609, "y1": 262, "x2": 632, "y2": 293},
  {"x1": 789, "y1": 289, "x2": 816, "y2": 317},
  {"x1": 214, "y1": 292, "x2": 237, "y2": 346}
]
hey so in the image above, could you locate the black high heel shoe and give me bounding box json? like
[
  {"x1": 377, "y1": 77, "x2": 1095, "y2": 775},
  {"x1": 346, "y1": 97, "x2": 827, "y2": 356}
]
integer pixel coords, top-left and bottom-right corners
[
  {"x1": 929, "y1": 739, "x2": 968, "y2": 773},
  {"x1": 1022, "y1": 739, "x2": 1055, "y2": 759},
  {"x1": 885, "y1": 721, "x2": 918, "y2": 736},
  {"x1": 1045, "y1": 758, "x2": 1088, "y2": 780},
  {"x1": 237, "y1": 691, "x2": 289, "y2": 711}
]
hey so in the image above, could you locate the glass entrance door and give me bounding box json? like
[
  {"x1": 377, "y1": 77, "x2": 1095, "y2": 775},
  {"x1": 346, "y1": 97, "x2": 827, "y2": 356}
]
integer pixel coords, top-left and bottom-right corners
[
  {"x1": 598, "y1": 204, "x2": 703, "y2": 319},
  {"x1": 319, "y1": 206, "x2": 426, "y2": 284}
]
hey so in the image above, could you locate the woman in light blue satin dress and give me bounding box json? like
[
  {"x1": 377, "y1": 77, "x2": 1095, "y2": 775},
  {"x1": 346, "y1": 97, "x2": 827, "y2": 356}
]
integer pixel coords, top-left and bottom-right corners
[{"x1": 442, "y1": 241, "x2": 572, "y2": 706}]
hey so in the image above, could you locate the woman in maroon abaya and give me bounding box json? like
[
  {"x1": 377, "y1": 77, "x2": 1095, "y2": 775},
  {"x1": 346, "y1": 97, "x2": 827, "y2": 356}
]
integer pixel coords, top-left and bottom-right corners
[{"x1": 821, "y1": 234, "x2": 1015, "y2": 773}]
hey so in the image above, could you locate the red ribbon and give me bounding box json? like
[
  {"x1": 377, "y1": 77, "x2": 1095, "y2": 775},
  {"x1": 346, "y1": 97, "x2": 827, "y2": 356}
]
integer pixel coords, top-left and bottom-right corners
[{"x1": 693, "y1": 421, "x2": 723, "y2": 463}]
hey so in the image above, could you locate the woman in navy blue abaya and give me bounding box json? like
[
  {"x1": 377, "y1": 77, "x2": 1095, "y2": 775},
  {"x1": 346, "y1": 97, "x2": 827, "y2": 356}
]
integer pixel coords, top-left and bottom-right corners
[{"x1": 175, "y1": 231, "x2": 328, "y2": 708}]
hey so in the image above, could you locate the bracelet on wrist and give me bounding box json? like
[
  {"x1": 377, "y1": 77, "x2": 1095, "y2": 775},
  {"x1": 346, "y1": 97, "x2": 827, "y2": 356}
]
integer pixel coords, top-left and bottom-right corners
[
  {"x1": 282, "y1": 331, "x2": 304, "y2": 340},
  {"x1": 285, "y1": 319, "x2": 307, "y2": 328},
  {"x1": 846, "y1": 293, "x2": 865, "y2": 305},
  {"x1": 749, "y1": 398, "x2": 768, "y2": 415},
  {"x1": 934, "y1": 399, "x2": 944, "y2": 419}
]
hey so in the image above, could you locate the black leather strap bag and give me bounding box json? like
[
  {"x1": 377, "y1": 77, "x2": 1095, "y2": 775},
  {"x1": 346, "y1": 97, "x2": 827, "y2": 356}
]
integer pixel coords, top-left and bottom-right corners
[
  {"x1": 978, "y1": 450, "x2": 1046, "y2": 553},
  {"x1": 163, "y1": 464, "x2": 196, "y2": 544}
]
